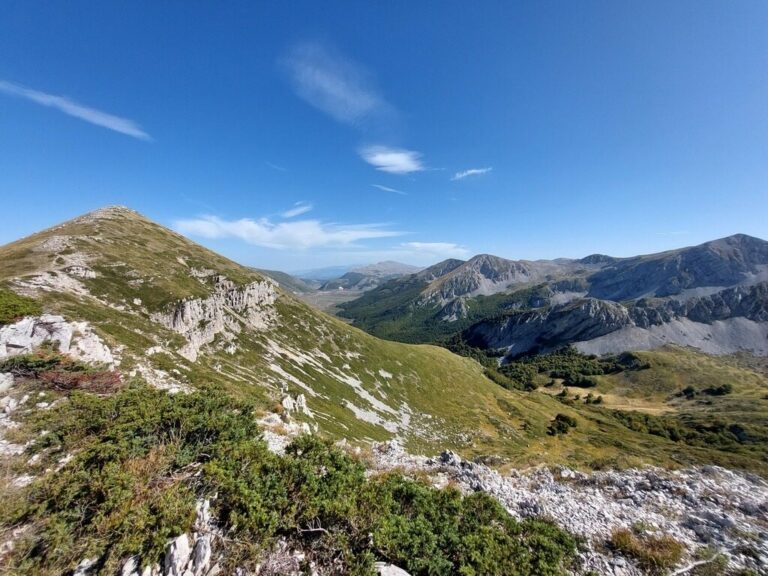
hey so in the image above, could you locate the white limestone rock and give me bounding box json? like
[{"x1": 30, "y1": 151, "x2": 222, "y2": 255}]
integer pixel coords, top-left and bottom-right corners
[
  {"x1": 191, "y1": 536, "x2": 211, "y2": 576},
  {"x1": 164, "y1": 534, "x2": 191, "y2": 576},
  {"x1": 0, "y1": 373, "x2": 13, "y2": 394},
  {"x1": 375, "y1": 563, "x2": 412, "y2": 576},
  {"x1": 0, "y1": 315, "x2": 114, "y2": 366},
  {"x1": 73, "y1": 557, "x2": 98, "y2": 576},
  {"x1": 66, "y1": 266, "x2": 97, "y2": 279},
  {"x1": 121, "y1": 556, "x2": 139, "y2": 576}
]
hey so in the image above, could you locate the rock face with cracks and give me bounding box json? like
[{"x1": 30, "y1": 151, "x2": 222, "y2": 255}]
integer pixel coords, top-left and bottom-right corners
[{"x1": 151, "y1": 277, "x2": 277, "y2": 361}]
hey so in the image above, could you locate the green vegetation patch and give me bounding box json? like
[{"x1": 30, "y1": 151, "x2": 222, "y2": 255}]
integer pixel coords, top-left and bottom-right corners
[
  {"x1": 548, "y1": 413, "x2": 578, "y2": 436},
  {"x1": 509, "y1": 347, "x2": 648, "y2": 387},
  {"x1": 0, "y1": 287, "x2": 41, "y2": 325},
  {"x1": 2, "y1": 381, "x2": 577, "y2": 576}
]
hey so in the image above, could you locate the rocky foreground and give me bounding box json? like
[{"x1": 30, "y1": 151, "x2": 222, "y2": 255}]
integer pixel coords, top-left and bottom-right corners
[
  {"x1": 360, "y1": 441, "x2": 768, "y2": 575},
  {"x1": 3, "y1": 362, "x2": 768, "y2": 575},
  {"x1": 2, "y1": 385, "x2": 768, "y2": 575},
  {"x1": 128, "y1": 417, "x2": 768, "y2": 576}
]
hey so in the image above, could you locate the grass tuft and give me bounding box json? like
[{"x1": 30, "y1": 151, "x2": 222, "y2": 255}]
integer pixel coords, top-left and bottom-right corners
[{"x1": 609, "y1": 527, "x2": 684, "y2": 574}]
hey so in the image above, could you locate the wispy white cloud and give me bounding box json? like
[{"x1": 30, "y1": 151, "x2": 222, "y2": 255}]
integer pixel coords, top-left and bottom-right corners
[
  {"x1": 360, "y1": 146, "x2": 424, "y2": 174},
  {"x1": 281, "y1": 202, "x2": 313, "y2": 218},
  {"x1": 174, "y1": 215, "x2": 402, "y2": 250},
  {"x1": 451, "y1": 167, "x2": 492, "y2": 181},
  {"x1": 371, "y1": 184, "x2": 407, "y2": 196},
  {"x1": 400, "y1": 241, "x2": 470, "y2": 258},
  {"x1": 0, "y1": 80, "x2": 151, "y2": 140},
  {"x1": 283, "y1": 42, "x2": 391, "y2": 126},
  {"x1": 327, "y1": 241, "x2": 470, "y2": 266},
  {"x1": 266, "y1": 161, "x2": 287, "y2": 172}
]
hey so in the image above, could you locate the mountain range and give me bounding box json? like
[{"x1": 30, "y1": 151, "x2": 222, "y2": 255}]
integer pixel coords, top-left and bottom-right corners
[
  {"x1": 319, "y1": 261, "x2": 422, "y2": 291},
  {"x1": 2, "y1": 207, "x2": 768, "y2": 575},
  {"x1": 338, "y1": 234, "x2": 768, "y2": 359},
  {"x1": 4, "y1": 206, "x2": 764, "y2": 470}
]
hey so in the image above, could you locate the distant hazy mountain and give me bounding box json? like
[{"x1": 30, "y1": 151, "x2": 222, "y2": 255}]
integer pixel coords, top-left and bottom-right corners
[
  {"x1": 291, "y1": 265, "x2": 354, "y2": 281},
  {"x1": 320, "y1": 261, "x2": 422, "y2": 291},
  {"x1": 255, "y1": 269, "x2": 321, "y2": 294},
  {"x1": 339, "y1": 234, "x2": 768, "y2": 359}
]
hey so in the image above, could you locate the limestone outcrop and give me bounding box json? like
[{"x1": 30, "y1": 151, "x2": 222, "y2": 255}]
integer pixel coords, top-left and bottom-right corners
[
  {"x1": 0, "y1": 315, "x2": 115, "y2": 366},
  {"x1": 151, "y1": 278, "x2": 277, "y2": 361}
]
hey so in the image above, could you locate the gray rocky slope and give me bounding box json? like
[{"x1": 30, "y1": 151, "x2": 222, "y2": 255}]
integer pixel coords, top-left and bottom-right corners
[{"x1": 465, "y1": 281, "x2": 768, "y2": 358}]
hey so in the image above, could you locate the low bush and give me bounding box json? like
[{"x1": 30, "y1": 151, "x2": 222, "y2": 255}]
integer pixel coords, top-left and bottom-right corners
[
  {"x1": 548, "y1": 413, "x2": 577, "y2": 436},
  {"x1": 584, "y1": 393, "x2": 603, "y2": 405},
  {"x1": 0, "y1": 287, "x2": 41, "y2": 325},
  {"x1": 0, "y1": 350, "x2": 121, "y2": 393},
  {"x1": 703, "y1": 384, "x2": 733, "y2": 396},
  {"x1": 681, "y1": 385, "x2": 697, "y2": 399},
  {"x1": 3, "y1": 381, "x2": 578, "y2": 575}
]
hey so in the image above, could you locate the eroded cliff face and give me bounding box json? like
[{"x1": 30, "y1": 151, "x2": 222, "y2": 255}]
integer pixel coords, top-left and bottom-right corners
[
  {"x1": 463, "y1": 282, "x2": 768, "y2": 358},
  {"x1": 464, "y1": 298, "x2": 632, "y2": 356},
  {"x1": 151, "y1": 277, "x2": 277, "y2": 361}
]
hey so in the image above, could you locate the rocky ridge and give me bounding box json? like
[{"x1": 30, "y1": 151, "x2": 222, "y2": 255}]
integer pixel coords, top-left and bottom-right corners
[
  {"x1": 0, "y1": 314, "x2": 116, "y2": 366},
  {"x1": 464, "y1": 282, "x2": 768, "y2": 359}
]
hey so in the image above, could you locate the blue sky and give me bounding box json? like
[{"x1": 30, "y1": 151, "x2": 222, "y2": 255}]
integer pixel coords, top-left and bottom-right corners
[{"x1": 1, "y1": 1, "x2": 767, "y2": 271}]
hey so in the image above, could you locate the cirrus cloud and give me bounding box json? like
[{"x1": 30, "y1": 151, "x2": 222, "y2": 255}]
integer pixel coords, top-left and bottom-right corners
[
  {"x1": 371, "y1": 184, "x2": 407, "y2": 196},
  {"x1": 451, "y1": 167, "x2": 492, "y2": 181},
  {"x1": 283, "y1": 42, "x2": 392, "y2": 126},
  {"x1": 281, "y1": 202, "x2": 313, "y2": 218},
  {"x1": 0, "y1": 80, "x2": 151, "y2": 140}
]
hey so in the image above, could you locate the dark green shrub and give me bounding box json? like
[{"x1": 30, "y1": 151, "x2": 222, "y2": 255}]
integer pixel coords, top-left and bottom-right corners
[
  {"x1": 4, "y1": 382, "x2": 578, "y2": 576},
  {"x1": 703, "y1": 384, "x2": 733, "y2": 396},
  {"x1": 548, "y1": 414, "x2": 577, "y2": 436},
  {"x1": 0, "y1": 287, "x2": 41, "y2": 325},
  {"x1": 499, "y1": 363, "x2": 538, "y2": 390},
  {"x1": 0, "y1": 350, "x2": 64, "y2": 377},
  {"x1": 0, "y1": 351, "x2": 121, "y2": 393}
]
